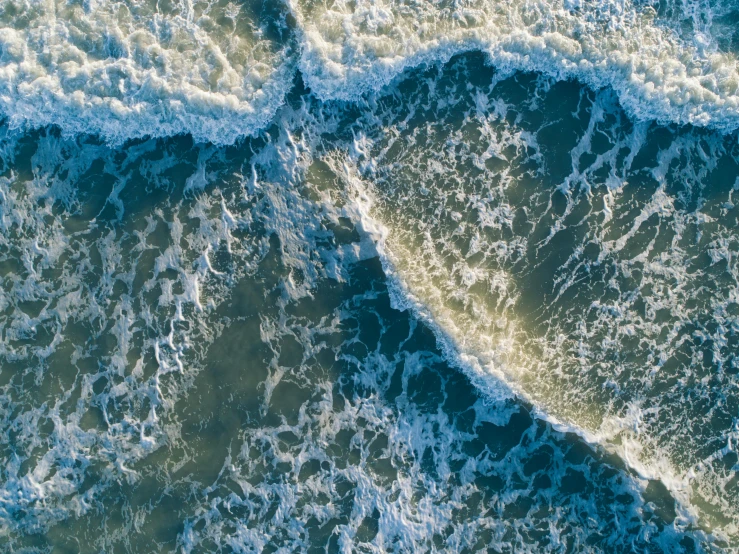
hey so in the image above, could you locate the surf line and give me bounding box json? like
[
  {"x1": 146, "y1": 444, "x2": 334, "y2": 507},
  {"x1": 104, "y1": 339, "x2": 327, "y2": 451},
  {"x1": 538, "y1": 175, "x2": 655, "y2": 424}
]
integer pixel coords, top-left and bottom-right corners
[{"x1": 340, "y1": 164, "x2": 716, "y2": 541}]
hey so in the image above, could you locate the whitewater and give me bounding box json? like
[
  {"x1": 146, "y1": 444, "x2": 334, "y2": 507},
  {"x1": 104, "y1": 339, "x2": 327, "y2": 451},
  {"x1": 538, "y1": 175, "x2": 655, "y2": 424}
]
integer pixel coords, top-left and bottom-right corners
[
  {"x1": 1, "y1": 0, "x2": 738, "y2": 143},
  {"x1": 0, "y1": 0, "x2": 738, "y2": 551}
]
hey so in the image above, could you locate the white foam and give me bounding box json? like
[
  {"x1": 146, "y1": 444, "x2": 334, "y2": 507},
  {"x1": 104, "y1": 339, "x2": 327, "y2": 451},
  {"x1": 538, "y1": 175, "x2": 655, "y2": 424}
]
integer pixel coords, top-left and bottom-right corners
[
  {"x1": 2, "y1": 0, "x2": 739, "y2": 143},
  {"x1": 307, "y1": 75, "x2": 739, "y2": 541},
  {"x1": 0, "y1": 0, "x2": 296, "y2": 145},
  {"x1": 292, "y1": 0, "x2": 739, "y2": 134}
]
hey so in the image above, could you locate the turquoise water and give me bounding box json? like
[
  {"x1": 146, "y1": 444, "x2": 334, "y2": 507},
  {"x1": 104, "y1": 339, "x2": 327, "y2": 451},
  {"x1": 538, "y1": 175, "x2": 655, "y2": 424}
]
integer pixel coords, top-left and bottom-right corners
[{"x1": 1, "y1": 0, "x2": 739, "y2": 552}]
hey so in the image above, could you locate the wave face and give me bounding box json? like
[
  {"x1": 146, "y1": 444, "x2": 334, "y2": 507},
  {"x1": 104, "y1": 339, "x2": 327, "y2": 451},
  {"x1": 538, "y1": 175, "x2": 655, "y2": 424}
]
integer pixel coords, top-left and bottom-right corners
[
  {"x1": 1, "y1": 0, "x2": 739, "y2": 552},
  {"x1": 329, "y1": 55, "x2": 739, "y2": 539}
]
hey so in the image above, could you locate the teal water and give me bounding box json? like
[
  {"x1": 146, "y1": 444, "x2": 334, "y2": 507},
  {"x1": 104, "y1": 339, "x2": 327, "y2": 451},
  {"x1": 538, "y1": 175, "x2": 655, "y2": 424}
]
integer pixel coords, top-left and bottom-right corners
[{"x1": 1, "y1": 0, "x2": 739, "y2": 551}]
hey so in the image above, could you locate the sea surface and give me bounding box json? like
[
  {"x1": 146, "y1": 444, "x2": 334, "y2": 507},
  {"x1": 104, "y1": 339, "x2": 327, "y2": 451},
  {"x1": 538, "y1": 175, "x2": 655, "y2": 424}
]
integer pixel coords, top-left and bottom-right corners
[{"x1": 1, "y1": 0, "x2": 739, "y2": 551}]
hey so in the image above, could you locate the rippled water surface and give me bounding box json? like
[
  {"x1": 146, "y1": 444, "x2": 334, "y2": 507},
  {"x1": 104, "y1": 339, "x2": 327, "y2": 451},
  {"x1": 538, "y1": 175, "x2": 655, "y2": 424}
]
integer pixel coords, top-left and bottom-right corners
[{"x1": 0, "y1": 0, "x2": 738, "y2": 552}]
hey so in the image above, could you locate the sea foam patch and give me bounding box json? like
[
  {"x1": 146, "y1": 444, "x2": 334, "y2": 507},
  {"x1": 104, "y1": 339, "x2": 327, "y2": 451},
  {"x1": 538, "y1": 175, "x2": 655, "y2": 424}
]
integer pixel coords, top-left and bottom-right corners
[
  {"x1": 292, "y1": 0, "x2": 739, "y2": 134},
  {"x1": 318, "y1": 57, "x2": 739, "y2": 540},
  {"x1": 0, "y1": 0, "x2": 295, "y2": 145},
  {"x1": 0, "y1": 2, "x2": 737, "y2": 545}
]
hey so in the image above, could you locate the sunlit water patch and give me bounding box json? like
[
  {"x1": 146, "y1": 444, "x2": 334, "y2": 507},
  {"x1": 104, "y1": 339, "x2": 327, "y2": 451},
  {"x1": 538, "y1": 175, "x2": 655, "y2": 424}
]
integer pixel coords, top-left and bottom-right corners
[
  {"x1": 0, "y1": 115, "x2": 718, "y2": 552},
  {"x1": 320, "y1": 53, "x2": 739, "y2": 542}
]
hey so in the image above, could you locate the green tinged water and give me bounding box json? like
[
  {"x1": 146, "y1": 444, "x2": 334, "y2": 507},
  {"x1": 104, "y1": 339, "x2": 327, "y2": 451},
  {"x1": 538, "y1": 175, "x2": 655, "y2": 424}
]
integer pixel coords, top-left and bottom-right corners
[{"x1": 0, "y1": 52, "x2": 738, "y2": 552}]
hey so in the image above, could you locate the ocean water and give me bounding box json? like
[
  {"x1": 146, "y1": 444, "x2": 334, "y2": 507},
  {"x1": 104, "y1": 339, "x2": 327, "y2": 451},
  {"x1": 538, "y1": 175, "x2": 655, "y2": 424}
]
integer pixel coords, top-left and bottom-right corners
[{"x1": 0, "y1": 0, "x2": 738, "y2": 552}]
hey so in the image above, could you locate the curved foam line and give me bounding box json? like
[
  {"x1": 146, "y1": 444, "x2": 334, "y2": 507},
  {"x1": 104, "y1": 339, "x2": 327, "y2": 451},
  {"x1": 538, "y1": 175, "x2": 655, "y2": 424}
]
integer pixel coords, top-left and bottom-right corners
[
  {"x1": 342, "y1": 166, "x2": 724, "y2": 543},
  {"x1": 2, "y1": 0, "x2": 739, "y2": 143},
  {"x1": 293, "y1": 0, "x2": 739, "y2": 136}
]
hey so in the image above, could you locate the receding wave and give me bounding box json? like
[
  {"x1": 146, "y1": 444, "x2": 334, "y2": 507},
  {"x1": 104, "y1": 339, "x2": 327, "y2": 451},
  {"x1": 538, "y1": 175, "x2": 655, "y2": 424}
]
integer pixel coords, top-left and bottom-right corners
[{"x1": 316, "y1": 58, "x2": 739, "y2": 541}]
